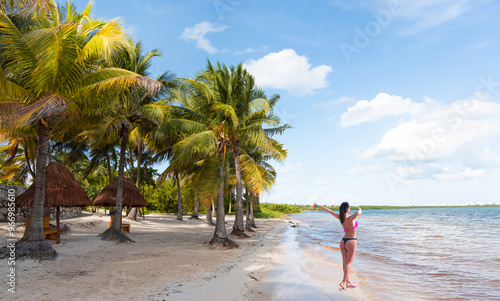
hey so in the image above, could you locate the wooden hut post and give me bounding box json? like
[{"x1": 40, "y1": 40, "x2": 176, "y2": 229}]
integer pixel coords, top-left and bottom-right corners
[{"x1": 56, "y1": 206, "x2": 60, "y2": 244}]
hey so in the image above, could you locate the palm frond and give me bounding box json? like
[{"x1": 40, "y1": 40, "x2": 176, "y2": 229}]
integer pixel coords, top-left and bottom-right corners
[
  {"x1": 78, "y1": 18, "x2": 130, "y2": 63},
  {"x1": 15, "y1": 94, "x2": 68, "y2": 126}
]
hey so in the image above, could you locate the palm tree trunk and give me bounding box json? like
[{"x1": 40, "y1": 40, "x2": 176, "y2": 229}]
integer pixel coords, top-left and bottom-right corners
[
  {"x1": 136, "y1": 142, "x2": 142, "y2": 188},
  {"x1": 245, "y1": 189, "x2": 254, "y2": 232},
  {"x1": 231, "y1": 152, "x2": 248, "y2": 237},
  {"x1": 98, "y1": 126, "x2": 132, "y2": 242},
  {"x1": 23, "y1": 137, "x2": 35, "y2": 179},
  {"x1": 205, "y1": 200, "x2": 215, "y2": 226},
  {"x1": 16, "y1": 122, "x2": 57, "y2": 260},
  {"x1": 209, "y1": 163, "x2": 238, "y2": 249},
  {"x1": 107, "y1": 152, "x2": 115, "y2": 216},
  {"x1": 126, "y1": 142, "x2": 142, "y2": 221},
  {"x1": 106, "y1": 152, "x2": 113, "y2": 182},
  {"x1": 129, "y1": 148, "x2": 135, "y2": 184},
  {"x1": 125, "y1": 148, "x2": 135, "y2": 217},
  {"x1": 250, "y1": 194, "x2": 257, "y2": 228},
  {"x1": 190, "y1": 193, "x2": 200, "y2": 219},
  {"x1": 175, "y1": 170, "x2": 183, "y2": 221}
]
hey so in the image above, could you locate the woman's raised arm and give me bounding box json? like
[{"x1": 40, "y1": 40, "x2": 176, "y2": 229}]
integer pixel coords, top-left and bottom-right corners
[
  {"x1": 311, "y1": 202, "x2": 340, "y2": 220},
  {"x1": 350, "y1": 207, "x2": 362, "y2": 220}
]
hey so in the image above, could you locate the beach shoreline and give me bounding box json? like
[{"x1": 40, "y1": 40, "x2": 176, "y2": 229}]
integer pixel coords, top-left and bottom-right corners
[{"x1": 0, "y1": 212, "x2": 290, "y2": 300}]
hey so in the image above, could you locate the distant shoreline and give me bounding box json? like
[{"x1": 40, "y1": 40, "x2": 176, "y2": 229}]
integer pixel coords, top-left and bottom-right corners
[{"x1": 305, "y1": 204, "x2": 500, "y2": 211}]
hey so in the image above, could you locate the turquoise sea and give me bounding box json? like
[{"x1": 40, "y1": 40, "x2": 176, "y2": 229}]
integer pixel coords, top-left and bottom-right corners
[{"x1": 267, "y1": 207, "x2": 500, "y2": 300}]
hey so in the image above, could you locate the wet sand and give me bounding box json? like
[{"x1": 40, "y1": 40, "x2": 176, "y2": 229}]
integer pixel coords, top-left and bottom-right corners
[{"x1": 259, "y1": 224, "x2": 368, "y2": 301}]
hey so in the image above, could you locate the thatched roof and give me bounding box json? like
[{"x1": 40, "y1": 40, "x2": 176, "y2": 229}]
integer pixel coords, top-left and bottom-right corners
[
  {"x1": 93, "y1": 177, "x2": 146, "y2": 207},
  {"x1": 16, "y1": 162, "x2": 91, "y2": 207}
]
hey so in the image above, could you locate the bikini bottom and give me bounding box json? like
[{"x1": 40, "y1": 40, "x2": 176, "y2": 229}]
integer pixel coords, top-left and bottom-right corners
[{"x1": 342, "y1": 237, "x2": 357, "y2": 244}]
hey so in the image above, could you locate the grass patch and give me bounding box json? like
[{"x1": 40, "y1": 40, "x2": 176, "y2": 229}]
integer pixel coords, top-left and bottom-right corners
[{"x1": 254, "y1": 208, "x2": 285, "y2": 219}]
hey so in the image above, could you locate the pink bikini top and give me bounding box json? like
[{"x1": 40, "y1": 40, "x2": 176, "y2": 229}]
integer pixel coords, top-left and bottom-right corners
[{"x1": 343, "y1": 221, "x2": 358, "y2": 233}]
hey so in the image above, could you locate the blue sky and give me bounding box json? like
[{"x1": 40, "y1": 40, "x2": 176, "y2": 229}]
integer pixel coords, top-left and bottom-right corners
[{"x1": 72, "y1": 0, "x2": 500, "y2": 206}]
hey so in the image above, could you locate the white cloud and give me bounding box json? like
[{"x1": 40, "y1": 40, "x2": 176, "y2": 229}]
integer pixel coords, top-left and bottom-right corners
[
  {"x1": 360, "y1": 98, "x2": 500, "y2": 161},
  {"x1": 243, "y1": 49, "x2": 333, "y2": 96},
  {"x1": 180, "y1": 22, "x2": 228, "y2": 54},
  {"x1": 341, "y1": 93, "x2": 428, "y2": 127},
  {"x1": 463, "y1": 148, "x2": 500, "y2": 169},
  {"x1": 434, "y1": 167, "x2": 486, "y2": 181},
  {"x1": 392, "y1": 0, "x2": 471, "y2": 35}
]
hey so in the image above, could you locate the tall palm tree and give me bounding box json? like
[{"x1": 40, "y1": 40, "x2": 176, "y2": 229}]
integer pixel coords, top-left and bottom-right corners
[
  {"x1": 115, "y1": 41, "x2": 176, "y2": 221},
  {"x1": 167, "y1": 77, "x2": 237, "y2": 248},
  {"x1": 202, "y1": 62, "x2": 290, "y2": 238},
  {"x1": 0, "y1": 1, "x2": 161, "y2": 257},
  {"x1": 95, "y1": 61, "x2": 170, "y2": 241}
]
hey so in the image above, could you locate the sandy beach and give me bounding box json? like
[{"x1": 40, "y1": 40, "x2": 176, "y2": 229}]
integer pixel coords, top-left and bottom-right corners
[{"x1": 0, "y1": 213, "x2": 290, "y2": 301}]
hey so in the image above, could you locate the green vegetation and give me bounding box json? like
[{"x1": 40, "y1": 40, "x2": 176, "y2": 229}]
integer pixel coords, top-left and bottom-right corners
[
  {"x1": 254, "y1": 208, "x2": 286, "y2": 219},
  {"x1": 259, "y1": 203, "x2": 300, "y2": 214}
]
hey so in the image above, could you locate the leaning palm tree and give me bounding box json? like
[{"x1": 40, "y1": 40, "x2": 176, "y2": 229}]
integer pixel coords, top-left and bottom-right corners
[{"x1": 0, "y1": 2, "x2": 161, "y2": 258}]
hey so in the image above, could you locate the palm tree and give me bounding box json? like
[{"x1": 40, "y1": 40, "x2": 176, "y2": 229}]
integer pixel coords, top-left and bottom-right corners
[
  {"x1": 203, "y1": 62, "x2": 290, "y2": 238},
  {"x1": 0, "y1": 2, "x2": 161, "y2": 258},
  {"x1": 166, "y1": 77, "x2": 237, "y2": 248},
  {"x1": 95, "y1": 55, "x2": 170, "y2": 241},
  {"x1": 115, "y1": 42, "x2": 176, "y2": 221}
]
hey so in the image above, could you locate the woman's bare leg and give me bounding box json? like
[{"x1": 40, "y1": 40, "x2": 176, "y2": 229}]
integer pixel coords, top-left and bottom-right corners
[
  {"x1": 344, "y1": 240, "x2": 357, "y2": 287},
  {"x1": 340, "y1": 240, "x2": 347, "y2": 289}
]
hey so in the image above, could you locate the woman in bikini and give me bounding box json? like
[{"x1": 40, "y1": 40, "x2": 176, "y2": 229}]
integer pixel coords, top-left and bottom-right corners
[{"x1": 311, "y1": 202, "x2": 362, "y2": 290}]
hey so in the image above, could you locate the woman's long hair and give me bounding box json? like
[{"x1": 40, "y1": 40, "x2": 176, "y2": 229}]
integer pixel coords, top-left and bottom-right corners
[{"x1": 339, "y1": 202, "x2": 349, "y2": 225}]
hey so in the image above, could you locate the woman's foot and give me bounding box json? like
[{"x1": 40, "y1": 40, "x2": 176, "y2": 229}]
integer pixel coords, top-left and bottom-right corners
[
  {"x1": 346, "y1": 281, "x2": 357, "y2": 288},
  {"x1": 339, "y1": 282, "x2": 347, "y2": 291}
]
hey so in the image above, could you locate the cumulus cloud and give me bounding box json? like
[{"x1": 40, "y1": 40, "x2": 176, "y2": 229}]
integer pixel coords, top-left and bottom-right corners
[
  {"x1": 243, "y1": 49, "x2": 333, "y2": 96},
  {"x1": 180, "y1": 22, "x2": 228, "y2": 54},
  {"x1": 341, "y1": 93, "x2": 428, "y2": 127},
  {"x1": 359, "y1": 98, "x2": 500, "y2": 161}
]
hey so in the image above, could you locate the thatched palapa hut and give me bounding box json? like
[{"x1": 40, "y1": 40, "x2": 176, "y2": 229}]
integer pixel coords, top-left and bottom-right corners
[
  {"x1": 93, "y1": 177, "x2": 146, "y2": 207},
  {"x1": 16, "y1": 161, "x2": 91, "y2": 243}
]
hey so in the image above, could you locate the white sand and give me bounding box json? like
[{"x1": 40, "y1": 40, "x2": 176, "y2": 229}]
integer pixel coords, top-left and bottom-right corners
[{"x1": 0, "y1": 213, "x2": 289, "y2": 300}]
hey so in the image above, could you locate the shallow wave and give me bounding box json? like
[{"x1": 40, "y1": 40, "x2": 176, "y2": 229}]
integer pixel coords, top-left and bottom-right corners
[{"x1": 290, "y1": 207, "x2": 500, "y2": 300}]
